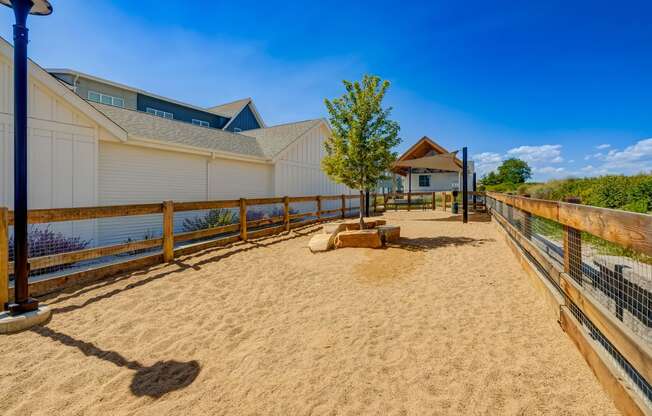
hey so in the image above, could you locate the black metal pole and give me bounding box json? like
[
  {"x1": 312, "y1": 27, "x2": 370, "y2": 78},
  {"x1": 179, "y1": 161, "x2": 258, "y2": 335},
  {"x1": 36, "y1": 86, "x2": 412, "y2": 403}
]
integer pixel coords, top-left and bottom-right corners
[
  {"x1": 462, "y1": 147, "x2": 468, "y2": 224},
  {"x1": 364, "y1": 189, "x2": 370, "y2": 217},
  {"x1": 472, "y1": 172, "x2": 477, "y2": 210},
  {"x1": 8, "y1": 0, "x2": 38, "y2": 314}
]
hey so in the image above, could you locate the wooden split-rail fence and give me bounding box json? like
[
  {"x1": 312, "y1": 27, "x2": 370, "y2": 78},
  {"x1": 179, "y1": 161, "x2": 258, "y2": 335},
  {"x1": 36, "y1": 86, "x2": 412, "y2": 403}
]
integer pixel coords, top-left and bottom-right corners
[{"x1": 0, "y1": 194, "x2": 364, "y2": 306}]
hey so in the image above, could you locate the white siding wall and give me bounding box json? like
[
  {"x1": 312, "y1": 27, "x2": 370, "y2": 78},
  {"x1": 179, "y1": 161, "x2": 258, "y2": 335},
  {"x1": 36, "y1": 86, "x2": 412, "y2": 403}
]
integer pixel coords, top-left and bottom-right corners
[
  {"x1": 0, "y1": 54, "x2": 99, "y2": 242},
  {"x1": 208, "y1": 158, "x2": 273, "y2": 200},
  {"x1": 274, "y1": 124, "x2": 356, "y2": 212},
  {"x1": 407, "y1": 171, "x2": 475, "y2": 192}
]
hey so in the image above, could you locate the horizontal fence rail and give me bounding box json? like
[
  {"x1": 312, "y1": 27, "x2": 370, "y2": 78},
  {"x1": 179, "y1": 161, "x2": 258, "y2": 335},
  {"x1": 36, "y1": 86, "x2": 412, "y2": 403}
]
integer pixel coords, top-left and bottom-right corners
[
  {"x1": 486, "y1": 192, "x2": 652, "y2": 411},
  {"x1": 0, "y1": 193, "x2": 365, "y2": 307}
]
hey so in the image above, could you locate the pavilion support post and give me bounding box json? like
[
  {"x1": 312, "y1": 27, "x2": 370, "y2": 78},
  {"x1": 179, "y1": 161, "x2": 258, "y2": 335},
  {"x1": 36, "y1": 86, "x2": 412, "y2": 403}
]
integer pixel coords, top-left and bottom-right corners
[
  {"x1": 462, "y1": 147, "x2": 468, "y2": 224},
  {"x1": 431, "y1": 192, "x2": 436, "y2": 211},
  {"x1": 472, "y1": 172, "x2": 477, "y2": 212},
  {"x1": 162, "y1": 201, "x2": 174, "y2": 263},
  {"x1": 284, "y1": 196, "x2": 290, "y2": 232},
  {"x1": 341, "y1": 194, "x2": 346, "y2": 218},
  {"x1": 443, "y1": 193, "x2": 447, "y2": 211},
  {"x1": 0, "y1": 207, "x2": 8, "y2": 310},
  {"x1": 239, "y1": 198, "x2": 247, "y2": 241},
  {"x1": 407, "y1": 192, "x2": 411, "y2": 212}
]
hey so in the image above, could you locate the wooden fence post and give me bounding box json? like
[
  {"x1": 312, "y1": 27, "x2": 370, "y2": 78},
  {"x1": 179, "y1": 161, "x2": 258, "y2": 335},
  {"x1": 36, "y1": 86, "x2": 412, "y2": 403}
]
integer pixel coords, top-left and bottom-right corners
[
  {"x1": 0, "y1": 207, "x2": 8, "y2": 310},
  {"x1": 240, "y1": 198, "x2": 248, "y2": 241},
  {"x1": 316, "y1": 195, "x2": 322, "y2": 220},
  {"x1": 522, "y1": 194, "x2": 532, "y2": 239},
  {"x1": 431, "y1": 192, "x2": 436, "y2": 211},
  {"x1": 341, "y1": 194, "x2": 346, "y2": 218},
  {"x1": 284, "y1": 196, "x2": 290, "y2": 232},
  {"x1": 162, "y1": 201, "x2": 174, "y2": 263},
  {"x1": 563, "y1": 196, "x2": 582, "y2": 285}
]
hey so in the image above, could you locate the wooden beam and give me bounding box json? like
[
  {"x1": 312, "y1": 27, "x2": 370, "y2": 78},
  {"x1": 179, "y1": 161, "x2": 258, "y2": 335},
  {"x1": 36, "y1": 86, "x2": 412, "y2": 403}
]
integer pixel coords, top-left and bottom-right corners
[
  {"x1": 284, "y1": 196, "x2": 290, "y2": 232},
  {"x1": 8, "y1": 203, "x2": 163, "y2": 225},
  {"x1": 174, "y1": 199, "x2": 240, "y2": 212},
  {"x1": 239, "y1": 198, "x2": 247, "y2": 241},
  {"x1": 174, "y1": 224, "x2": 240, "y2": 243},
  {"x1": 162, "y1": 201, "x2": 174, "y2": 263}
]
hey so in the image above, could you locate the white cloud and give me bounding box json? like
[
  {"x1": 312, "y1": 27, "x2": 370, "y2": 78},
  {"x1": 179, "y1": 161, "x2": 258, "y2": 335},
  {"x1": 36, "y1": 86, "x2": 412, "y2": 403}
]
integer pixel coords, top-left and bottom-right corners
[
  {"x1": 472, "y1": 152, "x2": 503, "y2": 175},
  {"x1": 596, "y1": 143, "x2": 611, "y2": 149},
  {"x1": 577, "y1": 138, "x2": 652, "y2": 176},
  {"x1": 506, "y1": 144, "x2": 563, "y2": 164},
  {"x1": 534, "y1": 166, "x2": 565, "y2": 174}
]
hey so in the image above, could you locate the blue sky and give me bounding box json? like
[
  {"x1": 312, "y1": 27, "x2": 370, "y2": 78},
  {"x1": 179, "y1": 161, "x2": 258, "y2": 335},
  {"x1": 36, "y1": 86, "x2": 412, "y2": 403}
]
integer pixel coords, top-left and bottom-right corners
[{"x1": 2, "y1": 0, "x2": 651, "y2": 181}]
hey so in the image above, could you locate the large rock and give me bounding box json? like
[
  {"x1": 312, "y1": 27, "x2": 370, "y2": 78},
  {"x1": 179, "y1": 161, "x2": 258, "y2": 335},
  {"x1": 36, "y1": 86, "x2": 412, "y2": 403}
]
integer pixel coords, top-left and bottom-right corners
[
  {"x1": 322, "y1": 222, "x2": 346, "y2": 235},
  {"x1": 309, "y1": 233, "x2": 335, "y2": 252},
  {"x1": 334, "y1": 230, "x2": 383, "y2": 249},
  {"x1": 344, "y1": 219, "x2": 384, "y2": 230},
  {"x1": 377, "y1": 225, "x2": 400, "y2": 243}
]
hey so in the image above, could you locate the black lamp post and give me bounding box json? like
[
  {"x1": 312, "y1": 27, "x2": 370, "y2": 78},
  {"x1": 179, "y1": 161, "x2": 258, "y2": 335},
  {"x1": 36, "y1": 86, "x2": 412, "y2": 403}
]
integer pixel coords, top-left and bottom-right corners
[{"x1": 0, "y1": 0, "x2": 52, "y2": 315}]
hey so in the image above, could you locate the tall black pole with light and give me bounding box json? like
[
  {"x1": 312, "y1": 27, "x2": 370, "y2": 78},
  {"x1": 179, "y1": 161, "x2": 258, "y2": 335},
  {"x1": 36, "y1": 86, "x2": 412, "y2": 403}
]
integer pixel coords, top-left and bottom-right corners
[
  {"x1": 462, "y1": 147, "x2": 468, "y2": 224},
  {"x1": 1, "y1": 0, "x2": 52, "y2": 315}
]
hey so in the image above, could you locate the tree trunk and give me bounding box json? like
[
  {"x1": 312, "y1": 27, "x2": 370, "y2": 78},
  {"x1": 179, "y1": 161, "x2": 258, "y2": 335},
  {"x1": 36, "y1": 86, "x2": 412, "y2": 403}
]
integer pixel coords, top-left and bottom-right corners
[{"x1": 359, "y1": 190, "x2": 365, "y2": 229}]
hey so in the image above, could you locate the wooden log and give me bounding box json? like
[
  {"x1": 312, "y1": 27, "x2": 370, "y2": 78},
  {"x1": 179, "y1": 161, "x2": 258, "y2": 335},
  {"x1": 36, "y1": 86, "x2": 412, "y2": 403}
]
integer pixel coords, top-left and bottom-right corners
[
  {"x1": 239, "y1": 198, "x2": 247, "y2": 241},
  {"x1": 244, "y1": 197, "x2": 284, "y2": 206},
  {"x1": 9, "y1": 238, "x2": 164, "y2": 274},
  {"x1": 174, "y1": 199, "x2": 240, "y2": 212},
  {"x1": 174, "y1": 224, "x2": 240, "y2": 243},
  {"x1": 0, "y1": 207, "x2": 7, "y2": 310},
  {"x1": 284, "y1": 196, "x2": 290, "y2": 232},
  {"x1": 162, "y1": 201, "x2": 174, "y2": 263},
  {"x1": 8, "y1": 203, "x2": 163, "y2": 225}
]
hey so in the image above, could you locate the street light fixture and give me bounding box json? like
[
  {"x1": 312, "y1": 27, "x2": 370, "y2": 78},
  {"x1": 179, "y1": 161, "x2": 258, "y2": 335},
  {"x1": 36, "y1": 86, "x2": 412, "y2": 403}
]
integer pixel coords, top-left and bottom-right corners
[{"x1": 0, "y1": 0, "x2": 52, "y2": 315}]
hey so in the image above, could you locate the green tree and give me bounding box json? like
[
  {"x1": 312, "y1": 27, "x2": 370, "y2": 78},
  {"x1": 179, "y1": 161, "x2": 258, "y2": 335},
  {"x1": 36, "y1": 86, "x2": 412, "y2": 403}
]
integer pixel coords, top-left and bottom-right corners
[
  {"x1": 323, "y1": 75, "x2": 401, "y2": 227},
  {"x1": 498, "y1": 158, "x2": 532, "y2": 184}
]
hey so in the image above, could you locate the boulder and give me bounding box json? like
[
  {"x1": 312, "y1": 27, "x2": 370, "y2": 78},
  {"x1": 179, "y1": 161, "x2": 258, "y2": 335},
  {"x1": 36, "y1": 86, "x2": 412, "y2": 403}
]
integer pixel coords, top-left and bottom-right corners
[
  {"x1": 377, "y1": 225, "x2": 400, "y2": 243},
  {"x1": 344, "y1": 219, "x2": 382, "y2": 230},
  {"x1": 309, "y1": 233, "x2": 335, "y2": 252},
  {"x1": 334, "y1": 230, "x2": 383, "y2": 249},
  {"x1": 322, "y1": 222, "x2": 346, "y2": 235}
]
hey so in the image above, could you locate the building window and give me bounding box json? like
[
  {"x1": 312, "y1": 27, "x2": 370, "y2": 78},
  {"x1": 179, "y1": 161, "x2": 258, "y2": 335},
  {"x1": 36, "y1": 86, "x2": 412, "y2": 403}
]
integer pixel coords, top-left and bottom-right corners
[
  {"x1": 192, "y1": 119, "x2": 210, "y2": 127},
  {"x1": 419, "y1": 175, "x2": 430, "y2": 187},
  {"x1": 146, "y1": 107, "x2": 174, "y2": 119},
  {"x1": 233, "y1": 127, "x2": 242, "y2": 133},
  {"x1": 88, "y1": 90, "x2": 124, "y2": 108}
]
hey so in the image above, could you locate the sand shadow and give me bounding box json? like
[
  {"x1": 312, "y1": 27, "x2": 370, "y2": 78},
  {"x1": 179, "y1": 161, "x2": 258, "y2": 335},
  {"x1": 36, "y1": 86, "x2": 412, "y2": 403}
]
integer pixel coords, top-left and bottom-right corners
[
  {"x1": 390, "y1": 236, "x2": 494, "y2": 252},
  {"x1": 45, "y1": 223, "x2": 325, "y2": 311},
  {"x1": 31, "y1": 325, "x2": 200, "y2": 398},
  {"x1": 414, "y1": 213, "x2": 491, "y2": 223}
]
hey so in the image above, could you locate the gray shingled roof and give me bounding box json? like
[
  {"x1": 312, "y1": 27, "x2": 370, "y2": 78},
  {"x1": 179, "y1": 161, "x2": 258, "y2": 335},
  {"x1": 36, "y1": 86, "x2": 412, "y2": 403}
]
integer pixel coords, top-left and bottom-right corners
[
  {"x1": 206, "y1": 98, "x2": 250, "y2": 118},
  {"x1": 91, "y1": 103, "x2": 267, "y2": 158},
  {"x1": 91, "y1": 102, "x2": 323, "y2": 160},
  {"x1": 240, "y1": 119, "x2": 322, "y2": 158}
]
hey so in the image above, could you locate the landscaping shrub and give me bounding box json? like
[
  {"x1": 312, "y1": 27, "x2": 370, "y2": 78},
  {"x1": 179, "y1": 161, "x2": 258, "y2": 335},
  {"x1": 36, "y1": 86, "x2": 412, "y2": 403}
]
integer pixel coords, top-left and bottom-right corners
[
  {"x1": 8, "y1": 226, "x2": 91, "y2": 265},
  {"x1": 182, "y1": 207, "x2": 298, "y2": 232}
]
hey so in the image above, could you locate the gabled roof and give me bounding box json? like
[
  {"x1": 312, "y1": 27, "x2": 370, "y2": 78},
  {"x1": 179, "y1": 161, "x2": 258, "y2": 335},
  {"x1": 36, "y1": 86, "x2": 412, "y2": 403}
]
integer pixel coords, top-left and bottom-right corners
[
  {"x1": 91, "y1": 103, "x2": 268, "y2": 160},
  {"x1": 207, "y1": 98, "x2": 251, "y2": 118},
  {"x1": 240, "y1": 119, "x2": 324, "y2": 159},
  {"x1": 393, "y1": 136, "x2": 462, "y2": 175},
  {"x1": 207, "y1": 98, "x2": 266, "y2": 129}
]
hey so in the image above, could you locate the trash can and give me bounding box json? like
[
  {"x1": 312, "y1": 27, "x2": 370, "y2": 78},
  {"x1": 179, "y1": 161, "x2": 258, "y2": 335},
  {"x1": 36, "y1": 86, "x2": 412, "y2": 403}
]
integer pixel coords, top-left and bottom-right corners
[{"x1": 452, "y1": 202, "x2": 459, "y2": 214}]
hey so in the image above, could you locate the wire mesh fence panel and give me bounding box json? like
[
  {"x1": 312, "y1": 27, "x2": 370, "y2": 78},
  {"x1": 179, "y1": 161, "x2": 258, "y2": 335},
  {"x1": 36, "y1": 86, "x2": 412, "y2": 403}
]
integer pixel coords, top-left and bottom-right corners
[
  {"x1": 577, "y1": 230, "x2": 652, "y2": 343},
  {"x1": 174, "y1": 207, "x2": 240, "y2": 246},
  {"x1": 529, "y1": 215, "x2": 565, "y2": 268},
  {"x1": 568, "y1": 300, "x2": 652, "y2": 406},
  {"x1": 8, "y1": 213, "x2": 164, "y2": 282}
]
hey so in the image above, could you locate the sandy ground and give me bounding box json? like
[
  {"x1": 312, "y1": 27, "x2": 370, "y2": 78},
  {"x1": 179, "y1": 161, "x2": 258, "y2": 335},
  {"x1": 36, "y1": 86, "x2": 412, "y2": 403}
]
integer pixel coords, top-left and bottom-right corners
[{"x1": 0, "y1": 210, "x2": 618, "y2": 415}]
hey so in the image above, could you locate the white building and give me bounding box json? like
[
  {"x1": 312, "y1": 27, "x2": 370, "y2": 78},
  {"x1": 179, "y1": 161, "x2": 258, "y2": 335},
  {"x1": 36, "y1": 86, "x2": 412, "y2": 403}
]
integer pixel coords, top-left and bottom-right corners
[{"x1": 0, "y1": 36, "x2": 356, "y2": 246}]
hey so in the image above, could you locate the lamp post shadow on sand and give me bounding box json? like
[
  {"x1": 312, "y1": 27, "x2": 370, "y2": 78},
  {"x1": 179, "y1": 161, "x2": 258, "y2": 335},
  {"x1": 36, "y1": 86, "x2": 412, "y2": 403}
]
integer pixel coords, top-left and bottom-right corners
[{"x1": 32, "y1": 325, "x2": 201, "y2": 398}]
